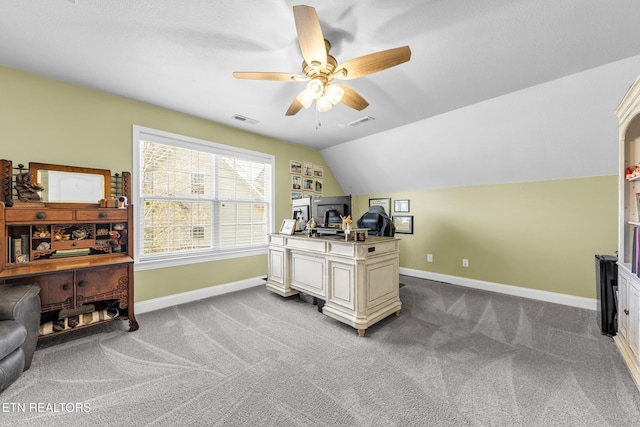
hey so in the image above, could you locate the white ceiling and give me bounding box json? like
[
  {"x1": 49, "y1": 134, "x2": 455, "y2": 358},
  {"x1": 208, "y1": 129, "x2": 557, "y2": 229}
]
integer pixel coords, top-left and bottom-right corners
[{"x1": 2, "y1": 0, "x2": 640, "y2": 151}]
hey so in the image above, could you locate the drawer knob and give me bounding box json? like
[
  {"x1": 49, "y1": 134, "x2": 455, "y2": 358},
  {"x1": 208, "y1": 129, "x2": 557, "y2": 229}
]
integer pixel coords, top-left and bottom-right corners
[
  {"x1": 98, "y1": 212, "x2": 107, "y2": 218},
  {"x1": 77, "y1": 281, "x2": 86, "y2": 287},
  {"x1": 62, "y1": 284, "x2": 70, "y2": 291},
  {"x1": 36, "y1": 212, "x2": 46, "y2": 220},
  {"x1": 624, "y1": 309, "x2": 630, "y2": 315}
]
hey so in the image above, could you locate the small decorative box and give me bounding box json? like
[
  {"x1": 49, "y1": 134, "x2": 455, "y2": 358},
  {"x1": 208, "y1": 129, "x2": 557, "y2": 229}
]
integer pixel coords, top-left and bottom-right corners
[{"x1": 345, "y1": 228, "x2": 368, "y2": 242}]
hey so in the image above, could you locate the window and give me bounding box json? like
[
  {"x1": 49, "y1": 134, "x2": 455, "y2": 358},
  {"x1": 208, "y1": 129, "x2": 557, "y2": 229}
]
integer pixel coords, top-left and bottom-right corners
[{"x1": 133, "y1": 126, "x2": 274, "y2": 269}]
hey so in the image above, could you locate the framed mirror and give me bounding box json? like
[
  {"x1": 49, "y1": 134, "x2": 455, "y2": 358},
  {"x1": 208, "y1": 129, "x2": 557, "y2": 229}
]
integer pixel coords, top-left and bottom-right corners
[{"x1": 29, "y1": 162, "x2": 111, "y2": 203}]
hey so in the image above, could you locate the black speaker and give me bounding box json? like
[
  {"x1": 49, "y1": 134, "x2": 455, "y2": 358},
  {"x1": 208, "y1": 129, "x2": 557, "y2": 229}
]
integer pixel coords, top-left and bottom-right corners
[{"x1": 595, "y1": 254, "x2": 618, "y2": 336}]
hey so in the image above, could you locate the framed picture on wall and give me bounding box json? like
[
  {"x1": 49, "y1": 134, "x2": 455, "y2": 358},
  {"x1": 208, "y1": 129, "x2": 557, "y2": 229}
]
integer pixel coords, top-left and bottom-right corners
[
  {"x1": 291, "y1": 191, "x2": 302, "y2": 203},
  {"x1": 393, "y1": 215, "x2": 413, "y2": 234},
  {"x1": 315, "y1": 179, "x2": 323, "y2": 193},
  {"x1": 394, "y1": 199, "x2": 410, "y2": 212},
  {"x1": 291, "y1": 175, "x2": 301, "y2": 190},
  {"x1": 369, "y1": 198, "x2": 391, "y2": 215},
  {"x1": 303, "y1": 178, "x2": 314, "y2": 191},
  {"x1": 290, "y1": 160, "x2": 302, "y2": 174},
  {"x1": 303, "y1": 161, "x2": 313, "y2": 177},
  {"x1": 313, "y1": 164, "x2": 324, "y2": 178}
]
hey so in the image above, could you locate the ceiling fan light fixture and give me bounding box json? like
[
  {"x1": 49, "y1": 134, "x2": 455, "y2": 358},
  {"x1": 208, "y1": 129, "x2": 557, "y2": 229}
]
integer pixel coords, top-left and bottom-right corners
[
  {"x1": 306, "y1": 77, "x2": 326, "y2": 99},
  {"x1": 232, "y1": 5, "x2": 411, "y2": 117},
  {"x1": 325, "y1": 84, "x2": 344, "y2": 105},
  {"x1": 316, "y1": 95, "x2": 332, "y2": 113},
  {"x1": 296, "y1": 90, "x2": 313, "y2": 109}
]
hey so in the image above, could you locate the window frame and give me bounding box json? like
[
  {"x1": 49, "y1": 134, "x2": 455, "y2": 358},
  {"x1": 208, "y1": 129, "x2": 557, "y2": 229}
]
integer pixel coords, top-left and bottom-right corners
[{"x1": 132, "y1": 125, "x2": 274, "y2": 271}]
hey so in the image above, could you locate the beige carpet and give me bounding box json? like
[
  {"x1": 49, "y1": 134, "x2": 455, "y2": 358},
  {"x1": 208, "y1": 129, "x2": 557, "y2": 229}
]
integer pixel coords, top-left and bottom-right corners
[{"x1": 2, "y1": 275, "x2": 639, "y2": 426}]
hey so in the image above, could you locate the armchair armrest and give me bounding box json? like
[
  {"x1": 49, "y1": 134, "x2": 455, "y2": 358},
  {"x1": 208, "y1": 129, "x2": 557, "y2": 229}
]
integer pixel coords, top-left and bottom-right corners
[
  {"x1": 0, "y1": 282, "x2": 40, "y2": 321},
  {"x1": 0, "y1": 282, "x2": 41, "y2": 370}
]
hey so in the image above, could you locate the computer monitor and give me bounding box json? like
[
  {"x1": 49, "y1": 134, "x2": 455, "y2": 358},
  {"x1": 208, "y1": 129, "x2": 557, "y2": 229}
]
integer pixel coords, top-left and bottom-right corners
[
  {"x1": 292, "y1": 197, "x2": 311, "y2": 231},
  {"x1": 312, "y1": 195, "x2": 351, "y2": 228}
]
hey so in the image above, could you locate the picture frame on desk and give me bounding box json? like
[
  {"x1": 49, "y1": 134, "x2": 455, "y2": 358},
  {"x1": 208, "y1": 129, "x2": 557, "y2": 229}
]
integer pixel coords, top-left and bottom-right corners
[
  {"x1": 369, "y1": 198, "x2": 391, "y2": 216},
  {"x1": 393, "y1": 215, "x2": 413, "y2": 234},
  {"x1": 279, "y1": 219, "x2": 297, "y2": 235}
]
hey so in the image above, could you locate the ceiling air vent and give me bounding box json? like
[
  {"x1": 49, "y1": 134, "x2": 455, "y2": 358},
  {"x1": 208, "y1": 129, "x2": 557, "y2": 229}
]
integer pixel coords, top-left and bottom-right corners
[
  {"x1": 232, "y1": 114, "x2": 259, "y2": 125},
  {"x1": 347, "y1": 116, "x2": 375, "y2": 127}
]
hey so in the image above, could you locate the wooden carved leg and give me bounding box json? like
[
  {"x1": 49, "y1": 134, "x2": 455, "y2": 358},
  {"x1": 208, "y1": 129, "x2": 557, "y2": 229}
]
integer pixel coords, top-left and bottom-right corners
[
  {"x1": 357, "y1": 329, "x2": 365, "y2": 337},
  {"x1": 127, "y1": 316, "x2": 139, "y2": 332},
  {"x1": 127, "y1": 308, "x2": 139, "y2": 332}
]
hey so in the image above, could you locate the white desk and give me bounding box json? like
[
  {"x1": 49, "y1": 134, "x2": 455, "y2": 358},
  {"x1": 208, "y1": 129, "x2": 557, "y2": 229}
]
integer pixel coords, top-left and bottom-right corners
[{"x1": 266, "y1": 233, "x2": 401, "y2": 337}]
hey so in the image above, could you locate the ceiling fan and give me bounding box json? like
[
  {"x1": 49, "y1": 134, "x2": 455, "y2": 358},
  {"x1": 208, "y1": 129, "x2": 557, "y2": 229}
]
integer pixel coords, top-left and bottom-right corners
[{"x1": 232, "y1": 5, "x2": 411, "y2": 116}]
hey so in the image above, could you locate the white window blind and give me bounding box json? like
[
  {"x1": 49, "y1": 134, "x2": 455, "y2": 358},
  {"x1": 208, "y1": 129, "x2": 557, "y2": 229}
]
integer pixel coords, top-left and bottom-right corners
[{"x1": 133, "y1": 126, "x2": 273, "y2": 269}]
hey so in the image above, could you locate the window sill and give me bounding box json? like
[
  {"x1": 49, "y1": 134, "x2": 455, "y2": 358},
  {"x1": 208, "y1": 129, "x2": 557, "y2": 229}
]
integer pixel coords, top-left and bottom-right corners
[{"x1": 134, "y1": 246, "x2": 268, "y2": 271}]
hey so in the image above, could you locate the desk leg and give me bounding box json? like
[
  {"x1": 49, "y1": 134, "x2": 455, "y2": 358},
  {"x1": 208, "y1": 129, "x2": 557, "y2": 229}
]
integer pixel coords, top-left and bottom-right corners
[{"x1": 357, "y1": 329, "x2": 365, "y2": 337}]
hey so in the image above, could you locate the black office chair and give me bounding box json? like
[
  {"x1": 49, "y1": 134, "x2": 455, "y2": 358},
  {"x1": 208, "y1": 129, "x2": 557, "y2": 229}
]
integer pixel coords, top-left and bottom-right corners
[{"x1": 357, "y1": 205, "x2": 395, "y2": 236}]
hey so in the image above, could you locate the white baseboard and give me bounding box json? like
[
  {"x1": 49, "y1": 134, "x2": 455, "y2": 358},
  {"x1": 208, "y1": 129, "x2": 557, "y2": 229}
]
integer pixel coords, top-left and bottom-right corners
[
  {"x1": 134, "y1": 276, "x2": 265, "y2": 315},
  {"x1": 399, "y1": 267, "x2": 597, "y2": 311},
  {"x1": 134, "y1": 270, "x2": 597, "y2": 314}
]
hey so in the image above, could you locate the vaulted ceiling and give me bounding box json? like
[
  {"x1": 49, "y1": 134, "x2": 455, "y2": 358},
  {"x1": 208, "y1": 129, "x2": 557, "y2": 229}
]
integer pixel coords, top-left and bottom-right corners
[{"x1": 2, "y1": 0, "x2": 640, "y2": 151}]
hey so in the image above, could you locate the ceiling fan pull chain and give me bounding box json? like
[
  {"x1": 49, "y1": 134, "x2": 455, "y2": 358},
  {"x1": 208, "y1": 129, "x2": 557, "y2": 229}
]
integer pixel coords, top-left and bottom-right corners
[{"x1": 316, "y1": 109, "x2": 321, "y2": 130}]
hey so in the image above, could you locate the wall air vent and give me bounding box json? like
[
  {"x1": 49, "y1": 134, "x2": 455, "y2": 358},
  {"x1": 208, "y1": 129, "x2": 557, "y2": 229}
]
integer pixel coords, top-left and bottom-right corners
[
  {"x1": 347, "y1": 116, "x2": 375, "y2": 127},
  {"x1": 232, "y1": 114, "x2": 259, "y2": 125}
]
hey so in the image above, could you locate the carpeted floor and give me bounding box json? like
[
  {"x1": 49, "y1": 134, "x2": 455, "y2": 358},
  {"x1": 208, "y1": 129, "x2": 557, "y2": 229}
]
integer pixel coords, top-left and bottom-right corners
[{"x1": 1, "y1": 275, "x2": 639, "y2": 426}]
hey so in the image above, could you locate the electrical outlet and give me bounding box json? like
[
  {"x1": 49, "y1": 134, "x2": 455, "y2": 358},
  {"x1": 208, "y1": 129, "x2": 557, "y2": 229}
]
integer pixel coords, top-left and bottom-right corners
[
  {"x1": 462, "y1": 258, "x2": 469, "y2": 267},
  {"x1": 427, "y1": 254, "x2": 433, "y2": 262}
]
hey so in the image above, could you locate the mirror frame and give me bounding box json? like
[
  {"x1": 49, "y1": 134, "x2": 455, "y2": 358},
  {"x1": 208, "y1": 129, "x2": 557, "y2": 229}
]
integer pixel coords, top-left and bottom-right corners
[{"x1": 29, "y1": 162, "x2": 111, "y2": 204}]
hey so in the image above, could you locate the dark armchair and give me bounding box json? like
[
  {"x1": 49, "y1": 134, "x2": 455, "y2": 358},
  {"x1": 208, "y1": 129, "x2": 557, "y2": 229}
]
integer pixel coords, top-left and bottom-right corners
[{"x1": 0, "y1": 282, "x2": 40, "y2": 393}]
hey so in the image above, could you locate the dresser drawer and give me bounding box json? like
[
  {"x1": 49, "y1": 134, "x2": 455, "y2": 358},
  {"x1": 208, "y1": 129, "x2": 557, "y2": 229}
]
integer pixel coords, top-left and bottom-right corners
[
  {"x1": 76, "y1": 265, "x2": 128, "y2": 303},
  {"x1": 5, "y1": 209, "x2": 73, "y2": 223},
  {"x1": 76, "y1": 209, "x2": 128, "y2": 221},
  {"x1": 32, "y1": 272, "x2": 75, "y2": 309},
  {"x1": 51, "y1": 240, "x2": 95, "y2": 250}
]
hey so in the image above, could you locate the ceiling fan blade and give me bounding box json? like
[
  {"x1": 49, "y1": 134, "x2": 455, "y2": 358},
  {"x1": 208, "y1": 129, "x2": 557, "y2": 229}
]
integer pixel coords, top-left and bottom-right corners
[
  {"x1": 293, "y1": 5, "x2": 327, "y2": 70},
  {"x1": 336, "y1": 84, "x2": 369, "y2": 111},
  {"x1": 232, "y1": 72, "x2": 307, "y2": 82},
  {"x1": 285, "y1": 97, "x2": 304, "y2": 116},
  {"x1": 333, "y1": 46, "x2": 411, "y2": 80}
]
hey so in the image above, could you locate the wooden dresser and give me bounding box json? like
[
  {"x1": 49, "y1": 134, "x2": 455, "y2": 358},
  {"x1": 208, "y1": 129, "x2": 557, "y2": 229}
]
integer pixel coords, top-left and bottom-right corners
[{"x1": 0, "y1": 160, "x2": 138, "y2": 338}]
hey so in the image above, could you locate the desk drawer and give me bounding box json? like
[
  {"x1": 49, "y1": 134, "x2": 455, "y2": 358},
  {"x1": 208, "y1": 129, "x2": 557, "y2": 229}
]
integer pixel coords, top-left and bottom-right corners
[
  {"x1": 356, "y1": 240, "x2": 398, "y2": 259},
  {"x1": 76, "y1": 209, "x2": 128, "y2": 221},
  {"x1": 6, "y1": 209, "x2": 73, "y2": 223},
  {"x1": 290, "y1": 252, "x2": 325, "y2": 297},
  {"x1": 287, "y1": 238, "x2": 326, "y2": 253},
  {"x1": 328, "y1": 243, "x2": 355, "y2": 257}
]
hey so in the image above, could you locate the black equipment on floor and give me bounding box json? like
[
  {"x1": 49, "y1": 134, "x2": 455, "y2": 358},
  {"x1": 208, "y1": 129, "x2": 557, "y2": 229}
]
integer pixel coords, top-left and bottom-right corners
[{"x1": 595, "y1": 254, "x2": 618, "y2": 336}]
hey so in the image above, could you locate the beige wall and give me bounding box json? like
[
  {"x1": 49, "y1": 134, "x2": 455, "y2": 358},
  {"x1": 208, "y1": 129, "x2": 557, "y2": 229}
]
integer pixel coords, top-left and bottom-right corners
[
  {"x1": 1, "y1": 65, "x2": 617, "y2": 302},
  {"x1": 354, "y1": 175, "x2": 618, "y2": 299},
  {"x1": 0, "y1": 65, "x2": 343, "y2": 302}
]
